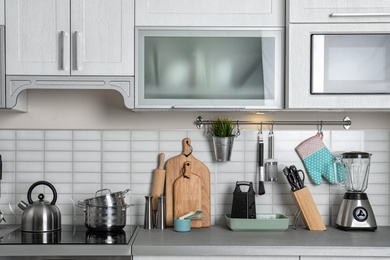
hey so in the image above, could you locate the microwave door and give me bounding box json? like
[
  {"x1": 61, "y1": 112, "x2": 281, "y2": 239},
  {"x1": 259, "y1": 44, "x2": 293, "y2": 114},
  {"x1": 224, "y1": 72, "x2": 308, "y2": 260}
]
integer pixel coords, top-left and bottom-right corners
[
  {"x1": 311, "y1": 35, "x2": 326, "y2": 94},
  {"x1": 311, "y1": 34, "x2": 390, "y2": 94}
]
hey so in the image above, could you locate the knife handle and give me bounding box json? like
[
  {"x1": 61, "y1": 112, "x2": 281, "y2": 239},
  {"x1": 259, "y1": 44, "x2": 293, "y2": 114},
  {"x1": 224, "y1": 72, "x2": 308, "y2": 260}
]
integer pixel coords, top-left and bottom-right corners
[{"x1": 258, "y1": 142, "x2": 264, "y2": 167}]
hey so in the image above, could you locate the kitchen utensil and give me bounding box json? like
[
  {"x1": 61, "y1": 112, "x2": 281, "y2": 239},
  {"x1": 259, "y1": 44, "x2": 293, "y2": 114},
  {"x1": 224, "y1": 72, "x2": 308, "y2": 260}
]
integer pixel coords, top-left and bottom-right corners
[
  {"x1": 151, "y1": 153, "x2": 166, "y2": 212},
  {"x1": 155, "y1": 195, "x2": 166, "y2": 229},
  {"x1": 334, "y1": 152, "x2": 377, "y2": 231},
  {"x1": 283, "y1": 165, "x2": 305, "y2": 191},
  {"x1": 81, "y1": 188, "x2": 130, "y2": 207},
  {"x1": 174, "y1": 217, "x2": 191, "y2": 232},
  {"x1": 179, "y1": 210, "x2": 203, "y2": 220},
  {"x1": 18, "y1": 180, "x2": 62, "y2": 232},
  {"x1": 83, "y1": 204, "x2": 130, "y2": 231},
  {"x1": 230, "y1": 181, "x2": 256, "y2": 219},
  {"x1": 173, "y1": 161, "x2": 202, "y2": 227},
  {"x1": 225, "y1": 213, "x2": 289, "y2": 231},
  {"x1": 144, "y1": 195, "x2": 153, "y2": 229},
  {"x1": 165, "y1": 138, "x2": 210, "y2": 228},
  {"x1": 265, "y1": 127, "x2": 278, "y2": 181},
  {"x1": 258, "y1": 128, "x2": 265, "y2": 195},
  {"x1": 291, "y1": 187, "x2": 326, "y2": 231}
]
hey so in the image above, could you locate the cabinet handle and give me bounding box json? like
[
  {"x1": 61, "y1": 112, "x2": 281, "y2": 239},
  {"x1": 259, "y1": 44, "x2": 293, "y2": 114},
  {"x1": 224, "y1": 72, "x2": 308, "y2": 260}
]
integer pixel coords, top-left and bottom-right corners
[
  {"x1": 172, "y1": 106, "x2": 248, "y2": 109},
  {"x1": 74, "y1": 31, "x2": 82, "y2": 71},
  {"x1": 60, "y1": 31, "x2": 69, "y2": 71},
  {"x1": 330, "y1": 12, "x2": 390, "y2": 17}
]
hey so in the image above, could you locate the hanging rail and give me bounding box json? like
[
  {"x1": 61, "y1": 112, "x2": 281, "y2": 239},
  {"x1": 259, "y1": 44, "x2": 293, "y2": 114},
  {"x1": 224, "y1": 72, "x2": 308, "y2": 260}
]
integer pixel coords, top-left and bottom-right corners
[{"x1": 195, "y1": 116, "x2": 352, "y2": 130}]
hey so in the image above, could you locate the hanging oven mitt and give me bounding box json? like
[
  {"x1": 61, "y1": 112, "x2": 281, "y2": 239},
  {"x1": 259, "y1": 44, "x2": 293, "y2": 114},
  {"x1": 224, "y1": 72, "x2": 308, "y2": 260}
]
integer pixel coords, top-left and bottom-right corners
[{"x1": 295, "y1": 133, "x2": 345, "y2": 185}]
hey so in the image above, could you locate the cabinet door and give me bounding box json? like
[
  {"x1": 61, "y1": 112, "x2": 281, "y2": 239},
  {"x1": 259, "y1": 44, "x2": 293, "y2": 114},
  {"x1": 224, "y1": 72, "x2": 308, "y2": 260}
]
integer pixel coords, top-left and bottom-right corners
[
  {"x1": 289, "y1": 0, "x2": 390, "y2": 23},
  {"x1": 5, "y1": 0, "x2": 70, "y2": 75},
  {"x1": 135, "y1": 0, "x2": 285, "y2": 26},
  {"x1": 71, "y1": 0, "x2": 134, "y2": 76}
]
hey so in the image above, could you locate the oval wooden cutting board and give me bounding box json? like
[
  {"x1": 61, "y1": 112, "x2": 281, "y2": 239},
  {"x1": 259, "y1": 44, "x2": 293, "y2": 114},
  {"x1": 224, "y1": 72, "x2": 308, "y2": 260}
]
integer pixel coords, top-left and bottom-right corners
[{"x1": 165, "y1": 138, "x2": 210, "y2": 228}]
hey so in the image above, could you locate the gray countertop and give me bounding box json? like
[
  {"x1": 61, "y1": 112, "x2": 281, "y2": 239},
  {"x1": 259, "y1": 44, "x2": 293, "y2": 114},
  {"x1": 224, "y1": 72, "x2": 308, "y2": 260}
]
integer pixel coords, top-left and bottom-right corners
[
  {"x1": 1, "y1": 225, "x2": 390, "y2": 257},
  {"x1": 132, "y1": 225, "x2": 390, "y2": 257}
]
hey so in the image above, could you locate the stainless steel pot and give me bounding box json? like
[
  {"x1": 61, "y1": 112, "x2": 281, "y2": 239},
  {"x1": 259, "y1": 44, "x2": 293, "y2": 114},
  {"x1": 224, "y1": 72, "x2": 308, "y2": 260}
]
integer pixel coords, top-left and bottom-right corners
[
  {"x1": 82, "y1": 204, "x2": 131, "y2": 231},
  {"x1": 18, "y1": 181, "x2": 61, "y2": 232},
  {"x1": 82, "y1": 188, "x2": 130, "y2": 207}
]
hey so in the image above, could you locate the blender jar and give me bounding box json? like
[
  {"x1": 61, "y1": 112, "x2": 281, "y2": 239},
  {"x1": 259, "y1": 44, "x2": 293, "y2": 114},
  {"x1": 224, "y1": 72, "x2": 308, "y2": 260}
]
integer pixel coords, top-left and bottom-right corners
[{"x1": 336, "y1": 152, "x2": 371, "y2": 192}]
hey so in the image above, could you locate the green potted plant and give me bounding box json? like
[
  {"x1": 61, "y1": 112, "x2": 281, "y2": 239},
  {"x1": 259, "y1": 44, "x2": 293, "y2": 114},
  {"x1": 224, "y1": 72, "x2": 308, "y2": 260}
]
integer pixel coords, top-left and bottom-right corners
[{"x1": 210, "y1": 117, "x2": 235, "y2": 162}]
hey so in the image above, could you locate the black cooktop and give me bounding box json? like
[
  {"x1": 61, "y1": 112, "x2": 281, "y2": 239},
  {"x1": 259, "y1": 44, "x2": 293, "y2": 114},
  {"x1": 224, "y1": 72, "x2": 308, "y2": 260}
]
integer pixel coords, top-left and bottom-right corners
[{"x1": 0, "y1": 225, "x2": 137, "y2": 245}]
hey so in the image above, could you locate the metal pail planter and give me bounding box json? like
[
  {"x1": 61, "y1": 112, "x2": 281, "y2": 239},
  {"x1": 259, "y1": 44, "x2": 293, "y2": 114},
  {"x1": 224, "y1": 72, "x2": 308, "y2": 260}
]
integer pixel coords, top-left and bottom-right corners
[{"x1": 212, "y1": 136, "x2": 235, "y2": 162}]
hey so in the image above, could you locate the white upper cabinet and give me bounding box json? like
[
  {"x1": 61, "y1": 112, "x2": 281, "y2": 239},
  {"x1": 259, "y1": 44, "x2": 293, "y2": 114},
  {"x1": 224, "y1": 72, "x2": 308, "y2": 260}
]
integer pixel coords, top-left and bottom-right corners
[
  {"x1": 6, "y1": 0, "x2": 134, "y2": 76},
  {"x1": 135, "y1": 0, "x2": 285, "y2": 26},
  {"x1": 289, "y1": 0, "x2": 390, "y2": 23}
]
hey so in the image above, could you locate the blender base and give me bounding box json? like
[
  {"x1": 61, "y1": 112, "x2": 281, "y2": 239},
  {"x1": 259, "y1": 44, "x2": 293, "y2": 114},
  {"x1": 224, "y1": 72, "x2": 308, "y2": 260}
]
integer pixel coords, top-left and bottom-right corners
[{"x1": 335, "y1": 192, "x2": 377, "y2": 231}]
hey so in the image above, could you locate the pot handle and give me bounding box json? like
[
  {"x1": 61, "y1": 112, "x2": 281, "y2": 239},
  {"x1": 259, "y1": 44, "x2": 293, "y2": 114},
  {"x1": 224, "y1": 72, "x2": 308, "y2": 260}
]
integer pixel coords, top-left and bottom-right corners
[
  {"x1": 95, "y1": 188, "x2": 112, "y2": 197},
  {"x1": 27, "y1": 181, "x2": 58, "y2": 205}
]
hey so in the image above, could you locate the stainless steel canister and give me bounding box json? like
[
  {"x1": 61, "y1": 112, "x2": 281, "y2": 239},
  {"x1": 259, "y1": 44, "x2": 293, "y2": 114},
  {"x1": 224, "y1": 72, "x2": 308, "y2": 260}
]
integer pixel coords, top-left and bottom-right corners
[
  {"x1": 144, "y1": 195, "x2": 153, "y2": 229},
  {"x1": 156, "y1": 195, "x2": 166, "y2": 229}
]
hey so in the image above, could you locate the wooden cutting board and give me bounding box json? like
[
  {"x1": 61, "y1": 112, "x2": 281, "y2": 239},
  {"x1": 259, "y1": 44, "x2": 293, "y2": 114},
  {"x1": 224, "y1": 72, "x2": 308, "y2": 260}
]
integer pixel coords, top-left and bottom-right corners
[
  {"x1": 173, "y1": 161, "x2": 202, "y2": 226},
  {"x1": 165, "y1": 138, "x2": 210, "y2": 228}
]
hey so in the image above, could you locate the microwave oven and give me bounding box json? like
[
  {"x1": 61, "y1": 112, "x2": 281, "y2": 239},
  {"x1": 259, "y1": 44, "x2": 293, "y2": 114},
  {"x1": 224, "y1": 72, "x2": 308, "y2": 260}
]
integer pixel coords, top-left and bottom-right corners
[
  {"x1": 135, "y1": 27, "x2": 284, "y2": 110},
  {"x1": 287, "y1": 23, "x2": 390, "y2": 110}
]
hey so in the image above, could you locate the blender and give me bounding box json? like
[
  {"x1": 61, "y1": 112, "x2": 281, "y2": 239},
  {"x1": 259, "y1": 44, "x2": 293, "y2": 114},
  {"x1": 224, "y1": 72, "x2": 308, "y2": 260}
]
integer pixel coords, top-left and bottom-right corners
[{"x1": 334, "y1": 152, "x2": 377, "y2": 231}]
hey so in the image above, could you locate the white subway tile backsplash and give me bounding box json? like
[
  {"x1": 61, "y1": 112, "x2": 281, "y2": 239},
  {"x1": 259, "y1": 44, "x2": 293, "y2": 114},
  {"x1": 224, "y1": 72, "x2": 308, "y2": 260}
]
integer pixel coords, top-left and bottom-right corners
[
  {"x1": 16, "y1": 151, "x2": 44, "y2": 161},
  {"x1": 73, "y1": 162, "x2": 101, "y2": 173},
  {"x1": 131, "y1": 130, "x2": 159, "y2": 141},
  {"x1": 16, "y1": 130, "x2": 44, "y2": 140},
  {"x1": 74, "y1": 131, "x2": 101, "y2": 140},
  {"x1": 45, "y1": 151, "x2": 73, "y2": 161},
  {"x1": 102, "y1": 141, "x2": 130, "y2": 151},
  {"x1": 16, "y1": 140, "x2": 44, "y2": 151},
  {"x1": 0, "y1": 140, "x2": 15, "y2": 150},
  {"x1": 45, "y1": 140, "x2": 73, "y2": 151},
  {"x1": 74, "y1": 140, "x2": 101, "y2": 151},
  {"x1": 0, "y1": 129, "x2": 389, "y2": 227},
  {"x1": 102, "y1": 131, "x2": 131, "y2": 141},
  {"x1": 74, "y1": 151, "x2": 101, "y2": 162},
  {"x1": 103, "y1": 162, "x2": 131, "y2": 173},
  {"x1": 0, "y1": 130, "x2": 15, "y2": 139},
  {"x1": 45, "y1": 130, "x2": 73, "y2": 140},
  {"x1": 131, "y1": 141, "x2": 159, "y2": 152}
]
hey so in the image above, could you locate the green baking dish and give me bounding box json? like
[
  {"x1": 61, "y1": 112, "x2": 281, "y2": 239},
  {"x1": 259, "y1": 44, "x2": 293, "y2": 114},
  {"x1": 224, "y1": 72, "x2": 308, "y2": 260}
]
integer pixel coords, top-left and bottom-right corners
[{"x1": 225, "y1": 214, "x2": 289, "y2": 231}]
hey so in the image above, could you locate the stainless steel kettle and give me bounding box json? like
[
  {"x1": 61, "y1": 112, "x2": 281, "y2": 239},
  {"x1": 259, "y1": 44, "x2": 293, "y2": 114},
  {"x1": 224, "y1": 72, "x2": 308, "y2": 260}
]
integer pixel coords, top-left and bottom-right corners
[{"x1": 18, "y1": 181, "x2": 61, "y2": 232}]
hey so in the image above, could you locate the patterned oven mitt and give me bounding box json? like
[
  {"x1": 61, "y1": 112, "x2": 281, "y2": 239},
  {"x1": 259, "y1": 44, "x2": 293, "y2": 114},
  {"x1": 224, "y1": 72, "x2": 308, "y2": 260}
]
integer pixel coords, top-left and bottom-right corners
[{"x1": 295, "y1": 133, "x2": 345, "y2": 185}]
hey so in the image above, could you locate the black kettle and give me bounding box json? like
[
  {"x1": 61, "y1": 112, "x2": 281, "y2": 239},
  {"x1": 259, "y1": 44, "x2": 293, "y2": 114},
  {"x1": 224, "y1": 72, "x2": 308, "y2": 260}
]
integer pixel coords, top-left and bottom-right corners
[{"x1": 18, "y1": 181, "x2": 62, "y2": 232}]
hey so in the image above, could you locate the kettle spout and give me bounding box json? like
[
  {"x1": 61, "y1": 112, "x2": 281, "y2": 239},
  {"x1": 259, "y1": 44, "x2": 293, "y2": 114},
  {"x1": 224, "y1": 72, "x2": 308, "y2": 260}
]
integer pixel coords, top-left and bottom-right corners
[{"x1": 18, "y1": 200, "x2": 28, "y2": 210}]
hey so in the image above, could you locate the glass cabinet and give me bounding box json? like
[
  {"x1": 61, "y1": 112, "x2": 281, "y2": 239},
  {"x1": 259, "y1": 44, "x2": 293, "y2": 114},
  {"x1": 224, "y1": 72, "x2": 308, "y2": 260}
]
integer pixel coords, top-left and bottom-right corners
[{"x1": 135, "y1": 28, "x2": 284, "y2": 110}]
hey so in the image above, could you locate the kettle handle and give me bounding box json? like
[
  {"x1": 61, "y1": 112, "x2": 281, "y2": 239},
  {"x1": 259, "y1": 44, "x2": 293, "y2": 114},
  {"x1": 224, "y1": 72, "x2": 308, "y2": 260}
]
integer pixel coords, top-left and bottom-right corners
[{"x1": 27, "y1": 181, "x2": 57, "y2": 205}]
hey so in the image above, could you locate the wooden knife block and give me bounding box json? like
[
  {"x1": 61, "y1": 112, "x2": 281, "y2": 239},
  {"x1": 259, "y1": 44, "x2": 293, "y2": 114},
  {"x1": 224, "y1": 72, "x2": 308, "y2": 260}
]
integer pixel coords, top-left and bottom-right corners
[{"x1": 291, "y1": 187, "x2": 326, "y2": 231}]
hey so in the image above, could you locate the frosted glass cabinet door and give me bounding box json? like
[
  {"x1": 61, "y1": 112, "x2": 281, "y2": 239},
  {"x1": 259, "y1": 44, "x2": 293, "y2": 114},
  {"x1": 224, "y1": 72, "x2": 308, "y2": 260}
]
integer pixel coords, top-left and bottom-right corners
[
  {"x1": 6, "y1": 0, "x2": 70, "y2": 75},
  {"x1": 136, "y1": 28, "x2": 284, "y2": 109}
]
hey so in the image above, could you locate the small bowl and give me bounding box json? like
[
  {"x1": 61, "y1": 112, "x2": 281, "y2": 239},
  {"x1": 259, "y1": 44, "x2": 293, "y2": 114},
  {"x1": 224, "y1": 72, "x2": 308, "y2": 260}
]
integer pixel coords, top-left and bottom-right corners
[{"x1": 174, "y1": 218, "x2": 191, "y2": 232}]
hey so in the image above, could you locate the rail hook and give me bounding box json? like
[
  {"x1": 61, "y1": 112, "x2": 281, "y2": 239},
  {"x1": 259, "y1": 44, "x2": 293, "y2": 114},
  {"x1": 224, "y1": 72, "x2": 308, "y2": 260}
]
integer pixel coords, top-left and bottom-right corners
[{"x1": 318, "y1": 121, "x2": 323, "y2": 134}]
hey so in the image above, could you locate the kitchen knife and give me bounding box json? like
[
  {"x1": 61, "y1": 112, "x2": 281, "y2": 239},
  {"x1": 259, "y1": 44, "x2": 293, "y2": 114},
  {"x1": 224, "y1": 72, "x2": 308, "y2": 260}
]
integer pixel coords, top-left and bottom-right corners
[{"x1": 258, "y1": 132, "x2": 265, "y2": 195}]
